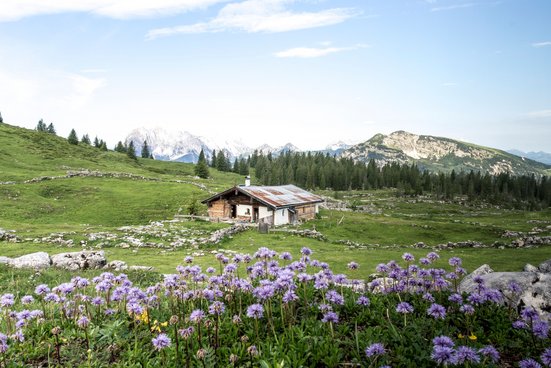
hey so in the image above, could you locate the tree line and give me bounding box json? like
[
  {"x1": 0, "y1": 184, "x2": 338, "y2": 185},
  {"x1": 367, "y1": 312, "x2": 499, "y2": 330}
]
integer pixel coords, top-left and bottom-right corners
[{"x1": 248, "y1": 151, "x2": 551, "y2": 210}]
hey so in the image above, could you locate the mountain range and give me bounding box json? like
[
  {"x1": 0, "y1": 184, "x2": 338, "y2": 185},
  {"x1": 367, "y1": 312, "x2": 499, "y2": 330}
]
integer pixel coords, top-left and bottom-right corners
[
  {"x1": 126, "y1": 128, "x2": 550, "y2": 176},
  {"x1": 507, "y1": 150, "x2": 551, "y2": 166}
]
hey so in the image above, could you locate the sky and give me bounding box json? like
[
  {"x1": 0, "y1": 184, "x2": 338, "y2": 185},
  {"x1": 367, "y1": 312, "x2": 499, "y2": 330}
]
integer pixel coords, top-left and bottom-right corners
[{"x1": 0, "y1": 0, "x2": 550, "y2": 152}]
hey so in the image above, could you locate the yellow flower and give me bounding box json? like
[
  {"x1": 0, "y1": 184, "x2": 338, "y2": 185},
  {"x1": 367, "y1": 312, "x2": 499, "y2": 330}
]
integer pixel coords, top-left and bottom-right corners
[
  {"x1": 458, "y1": 333, "x2": 464, "y2": 339},
  {"x1": 468, "y1": 333, "x2": 477, "y2": 341}
]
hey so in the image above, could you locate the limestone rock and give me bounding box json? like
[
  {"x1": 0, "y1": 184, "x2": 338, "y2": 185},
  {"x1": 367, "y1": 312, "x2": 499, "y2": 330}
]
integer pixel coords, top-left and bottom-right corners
[
  {"x1": 459, "y1": 264, "x2": 493, "y2": 290},
  {"x1": 538, "y1": 259, "x2": 551, "y2": 273},
  {"x1": 11, "y1": 252, "x2": 51, "y2": 269},
  {"x1": 129, "y1": 265, "x2": 154, "y2": 271},
  {"x1": 523, "y1": 263, "x2": 538, "y2": 272},
  {"x1": 105, "y1": 260, "x2": 128, "y2": 272},
  {"x1": 460, "y1": 271, "x2": 551, "y2": 321},
  {"x1": 0, "y1": 256, "x2": 12, "y2": 265},
  {"x1": 51, "y1": 251, "x2": 106, "y2": 271}
]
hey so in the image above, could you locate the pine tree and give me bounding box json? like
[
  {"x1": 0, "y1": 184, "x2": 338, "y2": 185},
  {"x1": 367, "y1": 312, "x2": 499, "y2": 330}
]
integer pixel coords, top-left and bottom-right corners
[
  {"x1": 93, "y1": 137, "x2": 100, "y2": 148},
  {"x1": 36, "y1": 119, "x2": 47, "y2": 132},
  {"x1": 210, "y1": 150, "x2": 217, "y2": 167},
  {"x1": 216, "y1": 150, "x2": 228, "y2": 171},
  {"x1": 68, "y1": 129, "x2": 79, "y2": 145},
  {"x1": 194, "y1": 149, "x2": 210, "y2": 179},
  {"x1": 81, "y1": 134, "x2": 91, "y2": 145},
  {"x1": 0, "y1": 112, "x2": 3, "y2": 123},
  {"x1": 100, "y1": 141, "x2": 108, "y2": 151},
  {"x1": 127, "y1": 141, "x2": 137, "y2": 160},
  {"x1": 141, "y1": 141, "x2": 151, "y2": 159},
  {"x1": 46, "y1": 123, "x2": 56, "y2": 135},
  {"x1": 114, "y1": 141, "x2": 126, "y2": 153}
]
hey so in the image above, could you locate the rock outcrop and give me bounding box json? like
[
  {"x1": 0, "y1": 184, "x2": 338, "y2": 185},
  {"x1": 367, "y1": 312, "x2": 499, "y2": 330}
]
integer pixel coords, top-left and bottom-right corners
[
  {"x1": 10, "y1": 252, "x2": 51, "y2": 269},
  {"x1": 460, "y1": 261, "x2": 551, "y2": 321},
  {"x1": 51, "y1": 251, "x2": 107, "y2": 271}
]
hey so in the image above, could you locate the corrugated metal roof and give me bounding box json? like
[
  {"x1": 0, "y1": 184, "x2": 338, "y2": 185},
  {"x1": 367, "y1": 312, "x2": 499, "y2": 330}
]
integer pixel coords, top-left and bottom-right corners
[
  {"x1": 202, "y1": 184, "x2": 323, "y2": 209},
  {"x1": 239, "y1": 185, "x2": 323, "y2": 209}
]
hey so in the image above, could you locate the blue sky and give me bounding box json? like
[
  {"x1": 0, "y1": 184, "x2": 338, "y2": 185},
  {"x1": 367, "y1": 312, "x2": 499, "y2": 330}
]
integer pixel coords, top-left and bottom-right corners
[{"x1": 0, "y1": 0, "x2": 550, "y2": 151}]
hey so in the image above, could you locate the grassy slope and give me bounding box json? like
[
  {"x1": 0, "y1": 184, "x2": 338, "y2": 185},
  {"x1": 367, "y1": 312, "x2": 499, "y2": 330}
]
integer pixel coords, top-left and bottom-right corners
[
  {"x1": 0, "y1": 123, "x2": 244, "y2": 234},
  {"x1": 1, "y1": 123, "x2": 550, "y2": 278}
]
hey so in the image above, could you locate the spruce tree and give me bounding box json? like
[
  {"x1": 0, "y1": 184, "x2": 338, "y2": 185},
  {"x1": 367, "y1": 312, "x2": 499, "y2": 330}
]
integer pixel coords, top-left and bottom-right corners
[
  {"x1": 100, "y1": 141, "x2": 108, "y2": 151},
  {"x1": 36, "y1": 119, "x2": 47, "y2": 132},
  {"x1": 141, "y1": 141, "x2": 151, "y2": 159},
  {"x1": 115, "y1": 141, "x2": 126, "y2": 153},
  {"x1": 93, "y1": 137, "x2": 100, "y2": 148},
  {"x1": 194, "y1": 149, "x2": 210, "y2": 179},
  {"x1": 0, "y1": 112, "x2": 3, "y2": 123},
  {"x1": 68, "y1": 129, "x2": 79, "y2": 145},
  {"x1": 127, "y1": 141, "x2": 137, "y2": 160},
  {"x1": 216, "y1": 150, "x2": 228, "y2": 171},
  {"x1": 46, "y1": 123, "x2": 56, "y2": 135},
  {"x1": 210, "y1": 150, "x2": 216, "y2": 167},
  {"x1": 81, "y1": 134, "x2": 91, "y2": 145}
]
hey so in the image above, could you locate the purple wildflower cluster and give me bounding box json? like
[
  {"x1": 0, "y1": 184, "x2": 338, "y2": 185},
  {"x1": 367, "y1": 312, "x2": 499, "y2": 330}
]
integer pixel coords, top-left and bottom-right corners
[{"x1": 0, "y1": 248, "x2": 548, "y2": 366}]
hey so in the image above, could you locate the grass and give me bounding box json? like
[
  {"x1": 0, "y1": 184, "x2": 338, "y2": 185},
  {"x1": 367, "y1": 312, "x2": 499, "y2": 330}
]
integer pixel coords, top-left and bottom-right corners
[{"x1": 1, "y1": 122, "x2": 551, "y2": 278}]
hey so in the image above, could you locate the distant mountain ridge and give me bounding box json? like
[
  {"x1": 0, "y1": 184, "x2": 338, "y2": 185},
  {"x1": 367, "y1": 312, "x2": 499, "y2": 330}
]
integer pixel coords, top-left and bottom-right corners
[
  {"x1": 507, "y1": 149, "x2": 551, "y2": 166},
  {"x1": 125, "y1": 128, "x2": 550, "y2": 176},
  {"x1": 342, "y1": 131, "x2": 550, "y2": 176}
]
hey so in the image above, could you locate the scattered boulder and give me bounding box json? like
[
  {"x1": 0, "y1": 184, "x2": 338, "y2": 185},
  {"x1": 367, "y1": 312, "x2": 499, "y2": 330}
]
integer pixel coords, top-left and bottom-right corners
[
  {"x1": 10, "y1": 252, "x2": 51, "y2": 269},
  {"x1": 460, "y1": 260, "x2": 551, "y2": 321},
  {"x1": 523, "y1": 263, "x2": 538, "y2": 272},
  {"x1": 129, "y1": 265, "x2": 154, "y2": 271},
  {"x1": 105, "y1": 260, "x2": 128, "y2": 272},
  {"x1": 0, "y1": 256, "x2": 12, "y2": 265},
  {"x1": 538, "y1": 259, "x2": 551, "y2": 273},
  {"x1": 51, "y1": 251, "x2": 106, "y2": 271}
]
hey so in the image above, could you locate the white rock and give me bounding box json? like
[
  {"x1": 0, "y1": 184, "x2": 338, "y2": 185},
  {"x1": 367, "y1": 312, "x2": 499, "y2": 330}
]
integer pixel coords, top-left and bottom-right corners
[
  {"x1": 51, "y1": 251, "x2": 106, "y2": 271},
  {"x1": 11, "y1": 252, "x2": 51, "y2": 269}
]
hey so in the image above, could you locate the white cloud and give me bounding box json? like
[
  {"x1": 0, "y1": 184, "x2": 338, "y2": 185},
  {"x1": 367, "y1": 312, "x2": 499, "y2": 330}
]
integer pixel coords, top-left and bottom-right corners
[
  {"x1": 430, "y1": 3, "x2": 476, "y2": 12},
  {"x1": 146, "y1": 0, "x2": 360, "y2": 39},
  {"x1": 526, "y1": 109, "x2": 551, "y2": 118},
  {"x1": 0, "y1": 0, "x2": 226, "y2": 21},
  {"x1": 69, "y1": 74, "x2": 106, "y2": 103},
  {"x1": 274, "y1": 43, "x2": 368, "y2": 58},
  {"x1": 532, "y1": 41, "x2": 551, "y2": 48}
]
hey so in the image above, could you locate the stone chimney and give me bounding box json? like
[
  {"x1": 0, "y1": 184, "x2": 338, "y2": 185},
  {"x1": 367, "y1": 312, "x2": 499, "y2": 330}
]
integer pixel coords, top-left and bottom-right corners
[{"x1": 245, "y1": 175, "x2": 251, "y2": 187}]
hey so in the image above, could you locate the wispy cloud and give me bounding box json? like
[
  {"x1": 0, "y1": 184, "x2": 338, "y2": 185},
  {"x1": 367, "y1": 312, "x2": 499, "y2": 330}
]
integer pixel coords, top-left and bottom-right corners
[
  {"x1": 274, "y1": 43, "x2": 368, "y2": 58},
  {"x1": 430, "y1": 3, "x2": 476, "y2": 12},
  {"x1": 0, "y1": 0, "x2": 226, "y2": 22},
  {"x1": 526, "y1": 109, "x2": 551, "y2": 118},
  {"x1": 532, "y1": 41, "x2": 551, "y2": 48},
  {"x1": 147, "y1": 0, "x2": 360, "y2": 39}
]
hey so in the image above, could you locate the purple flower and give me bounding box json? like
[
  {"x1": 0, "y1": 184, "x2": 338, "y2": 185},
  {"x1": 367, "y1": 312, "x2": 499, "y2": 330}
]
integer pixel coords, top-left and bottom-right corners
[
  {"x1": 0, "y1": 294, "x2": 15, "y2": 308},
  {"x1": 326, "y1": 290, "x2": 344, "y2": 305},
  {"x1": 365, "y1": 343, "x2": 385, "y2": 357},
  {"x1": 541, "y1": 347, "x2": 551, "y2": 367},
  {"x1": 300, "y1": 247, "x2": 312, "y2": 256},
  {"x1": 189, "y1": 309, "x2": 205, "y2": 324},
  {"x1": 402, "y1": 253, "x2": 414, "y2": 262},
  {"x1": 321, "y1": 311, "x2": 339, "y2": 323},
  {"x1": 519, "y1": 358, "x2": 542, "y2": 368},
  {"x1": 0, "y1": 333, "x2": 7, "y2": 354},
  {"x1": 77, "y1": 316, "x2": 90, "y2": 329},
  {"x1": 479, "y1": 346, "x2": 500, "y2": 363},
  {"x1": 152, "y1": 333, "x2": 171, "y2": 351},
  {"x1": 282, "y1": 290, "x2": 298, "y2": 304},
  {"x1": 396, "y1": 302, "x2": 414, "y2": 314},
  {"x1": 513, "y1": 320, "x2": 528, "y2": 329},
  {"x1": 184, "y1": 256, "x2": 193, "y2": 263},
  {"x1": 209, "y1": 301, "x2": 226, "y2": 316},
  {"x1": 454, "y1": 346, "x2": 480, "y2": 364},
  {"x1": 533, "y1": 320, "x2": 549, "y2": 339},
  {"x1": 246, "y1": 304, "x2": 264, "y2": 319},
  {"x1": 448, "y1": 293, "x2": 463, "y2": 304},
  {"x1": 35, "y1": 284, "x2": 50, "y2": 296},
  {"x1": 347, "y1": 261, "x2": 359, "y2": 270},
  {"x1": 423, "y1": 293, "x2": 435, "y2": 303},
  {"x1": 432, "y1": 336, "x2": 455, "y2": 348},
  {"x1": 448, "y1": 257, "x2": 462, "y2": 267},
  {"x1": 431, "y1": 346, "x2": 455, "y2": 365},
  {"x1": 427, "y1": 304, "x2": 446, "y2": 319},
  {"x1": 357, "y1": 295, "x2": 370, "y2": 306},
  {"x1": 179, "y1": 327, "x2": 194, "y2": 339},
  {"x1": 459, "y1": 304, "x2": 475, "y2": 315},
  {"x1": 280, "y1": 252, "x2": 292, "y2": 261},
  {"x1": 427, "y1": 252, "x2": 440, "y2": 262},
  {"x1": 21, "y1": 295, "x2": 34, "y2": 305}
]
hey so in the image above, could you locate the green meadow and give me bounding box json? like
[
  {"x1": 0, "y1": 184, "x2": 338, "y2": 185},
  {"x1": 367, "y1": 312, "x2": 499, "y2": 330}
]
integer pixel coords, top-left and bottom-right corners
[{"x1": 1, "y1": 122, "x2": 550, "y2": 278}]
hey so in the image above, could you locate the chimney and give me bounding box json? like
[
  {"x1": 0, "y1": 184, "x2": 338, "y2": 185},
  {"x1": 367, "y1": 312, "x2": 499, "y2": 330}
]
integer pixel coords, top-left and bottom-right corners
[{"x1": 245, "y1": 175, "x2": 251, "y2": 187}]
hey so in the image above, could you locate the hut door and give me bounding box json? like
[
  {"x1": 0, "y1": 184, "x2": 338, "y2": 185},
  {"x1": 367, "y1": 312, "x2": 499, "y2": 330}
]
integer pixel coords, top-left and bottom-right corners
[
  {"x1": 231, "y1": 205, "x2": 237, "y2": 218},
  {"x1": 253, "y1": 208, "x2": 259, "y2": 222}
]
